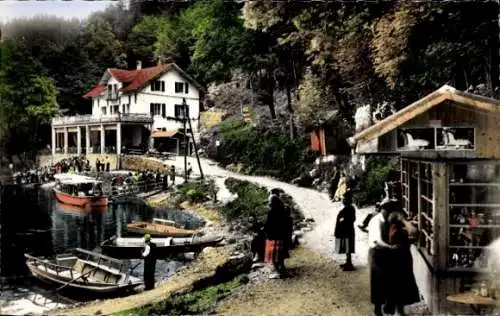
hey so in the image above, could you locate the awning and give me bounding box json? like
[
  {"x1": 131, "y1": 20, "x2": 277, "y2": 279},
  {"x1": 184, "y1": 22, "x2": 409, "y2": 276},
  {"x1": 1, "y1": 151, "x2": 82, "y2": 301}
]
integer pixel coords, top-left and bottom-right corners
[{"x1": 151, "y1": 130, "x2": 184, "y2": 138}]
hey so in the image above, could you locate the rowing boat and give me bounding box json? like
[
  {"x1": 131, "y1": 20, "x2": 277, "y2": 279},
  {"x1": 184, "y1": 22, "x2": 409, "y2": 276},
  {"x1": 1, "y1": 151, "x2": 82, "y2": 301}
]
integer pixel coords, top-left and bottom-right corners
[
  {"x1": 125, "y1": 218, "x2": 196, "y2": 237},
  {"x1": 24, "y1": 248, "x2": 142, "y2": 294},
  {"x1": 100, "y1": 235, "x2": 224, "y2": 259}
]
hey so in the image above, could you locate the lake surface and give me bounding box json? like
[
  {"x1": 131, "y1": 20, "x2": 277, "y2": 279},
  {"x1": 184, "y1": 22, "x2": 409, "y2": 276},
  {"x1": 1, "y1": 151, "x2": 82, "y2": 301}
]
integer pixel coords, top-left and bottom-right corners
[{"x1": 0, "y1": 184, "x2": 205, "y2": 280}]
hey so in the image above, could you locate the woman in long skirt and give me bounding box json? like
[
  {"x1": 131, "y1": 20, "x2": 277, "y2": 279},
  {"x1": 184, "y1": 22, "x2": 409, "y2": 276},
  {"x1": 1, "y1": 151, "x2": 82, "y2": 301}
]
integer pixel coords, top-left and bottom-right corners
[
  {"x1": 334, "y1": 194, "x2": 356, "y2": 271},
  {"x1": 385, "y1": 212, "x2": 420, "y2": 316},
  {"x1": 264, "y1": 193, "x2": 287, "y2": 278}
]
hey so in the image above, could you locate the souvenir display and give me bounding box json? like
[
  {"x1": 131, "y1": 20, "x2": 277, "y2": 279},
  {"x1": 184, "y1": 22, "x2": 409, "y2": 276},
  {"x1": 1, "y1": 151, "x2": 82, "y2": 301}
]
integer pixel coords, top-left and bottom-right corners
[{"x1": 448, "y1": 162, "x2": 500, "y2": 270}]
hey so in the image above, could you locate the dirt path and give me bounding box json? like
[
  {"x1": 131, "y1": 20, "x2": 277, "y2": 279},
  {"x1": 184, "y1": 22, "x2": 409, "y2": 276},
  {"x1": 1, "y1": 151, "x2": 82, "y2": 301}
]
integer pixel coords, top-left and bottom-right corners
[{"x1": 216, "y1": 246, "x2": 371, "y2": 316}]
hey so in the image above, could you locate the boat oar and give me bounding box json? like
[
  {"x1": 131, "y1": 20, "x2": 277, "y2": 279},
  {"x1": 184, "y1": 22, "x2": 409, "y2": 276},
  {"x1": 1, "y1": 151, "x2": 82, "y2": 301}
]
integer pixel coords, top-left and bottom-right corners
[
  {"x1": 129, "y1": 261, "x2": 142, "y2": 274},
  {"x1": 54, "y1": 266, "x2": 99, "y2": 293}
]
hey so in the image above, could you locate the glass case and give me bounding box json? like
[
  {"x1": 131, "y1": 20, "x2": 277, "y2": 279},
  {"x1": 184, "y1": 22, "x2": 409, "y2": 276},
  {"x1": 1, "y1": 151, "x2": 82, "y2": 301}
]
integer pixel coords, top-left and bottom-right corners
[
  {"x1": 401, "y1": 159, "x2": 410, "y2": 217},
  {"x1": 420, "y1": 162, "x2": 434, "y2": 257},
  {"x1": 448, "y1": 162, "x2": 500, "y2": 270}
]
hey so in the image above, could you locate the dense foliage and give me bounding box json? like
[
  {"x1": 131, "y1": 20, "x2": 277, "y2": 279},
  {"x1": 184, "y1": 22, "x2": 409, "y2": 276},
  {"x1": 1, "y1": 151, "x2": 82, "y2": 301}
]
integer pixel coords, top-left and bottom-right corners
[
  {"x1": 216, "y1": 120, "x2": 315, "y2": 181},
  {"x1": 221, "y1": 178, "x2": 269, "y2": 220},
  {"x1": 351, "y1": 156, "x2": 399, "y2": 207}
]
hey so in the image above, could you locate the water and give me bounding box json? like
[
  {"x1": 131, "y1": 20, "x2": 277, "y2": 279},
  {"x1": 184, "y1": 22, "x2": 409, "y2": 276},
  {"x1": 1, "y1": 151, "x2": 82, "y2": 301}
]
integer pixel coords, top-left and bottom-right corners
[{"x1": 0, "y1": 183, "x2": 206, "y2": 313}]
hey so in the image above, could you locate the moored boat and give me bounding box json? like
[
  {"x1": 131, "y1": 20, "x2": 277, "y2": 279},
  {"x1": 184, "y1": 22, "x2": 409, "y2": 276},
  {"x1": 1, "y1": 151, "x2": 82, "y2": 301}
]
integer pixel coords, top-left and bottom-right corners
[
  {"x1": 53, "y1": 174, "x2": 108, "y2": 207},
  {"x1": 125, "y1": 218, "x2": 196, "y2": 238},
  {"x1": 55, "y1": 201, "x2": 107, "y2": 215},
  {"x1": 24, "y1": 248, "x2": 142, "y2": 294},
  {"x1": 100, "y1": 234, "x2": 224, "y2": 259}
]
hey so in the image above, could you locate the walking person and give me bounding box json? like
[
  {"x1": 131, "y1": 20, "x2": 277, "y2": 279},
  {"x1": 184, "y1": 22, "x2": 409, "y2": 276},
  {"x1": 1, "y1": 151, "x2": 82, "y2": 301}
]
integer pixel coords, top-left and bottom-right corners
[
  {"x1": 105, "y1": 157, "x2": 110, "y2": 172},
  {"x1": 95, "y1": 158, "x2": 100, "y2": 172},
  {"x1": 186, "y1": 162, "x2": 193, "y2": 180},
  {"x1": 141, "y1": 234, "x2": 157, "y2": 290},
  {"x1": 334, "y1": 171, "x2": 348, "y2": 202},
  {"x1": 328, "y1": 166, "x2": 340, "y2": 201},
  {"x1": 334, "y1": 193, "x2": 356, "y2": 271},
  {"x1": 368, "y1": 202, "x2": 397, "y2": 316},
  {"x1": 263, "y1": 189, "x2": 288, "y2": 279},
  {"x1": 385, "y1": 211, "x2": 420, "y2": 316},
  {"x1": 170, "y1": 165, "x2": 176, "y2": 185}
]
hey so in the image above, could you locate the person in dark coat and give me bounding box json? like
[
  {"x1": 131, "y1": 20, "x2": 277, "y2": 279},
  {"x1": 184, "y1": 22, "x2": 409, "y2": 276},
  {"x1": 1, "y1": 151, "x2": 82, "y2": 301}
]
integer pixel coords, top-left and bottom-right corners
[
  {"x1": 141, "y1": 234, "x2": 157, "y2": 290},
  {"x1": 385, "y1": 211, "x2": 420, "y2": 316},
  {"x1": 170, "y1": 165, "x2": 176, "y2": 184},
  {"x1": 105, "y1": 158, "x2": 110, "y2": 172},
  {"x1": 368, "y1": 202, "x2": 397, "y2": 316},
  {"x1": 263, "y1": 190, "x2": 288, "y2": 278},
  {"x1": 328, "y1": 166, "x2": 340, "y2": 201},
  {"x1": 249, "y1": 215, "x2": 266, "y2": 263},
  {"x1": 334, "y1": 193, "x2": 356, "y2": 271},
  {"x1": 95, "y1": 159, "x2": 100, "y2": 172}
]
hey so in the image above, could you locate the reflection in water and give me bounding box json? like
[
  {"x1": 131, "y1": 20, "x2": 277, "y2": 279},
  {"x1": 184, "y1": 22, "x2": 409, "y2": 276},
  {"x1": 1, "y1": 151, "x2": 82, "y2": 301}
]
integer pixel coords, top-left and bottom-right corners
[{"x1": 1, "y1": 185, "x2": 204, "y2": 277}]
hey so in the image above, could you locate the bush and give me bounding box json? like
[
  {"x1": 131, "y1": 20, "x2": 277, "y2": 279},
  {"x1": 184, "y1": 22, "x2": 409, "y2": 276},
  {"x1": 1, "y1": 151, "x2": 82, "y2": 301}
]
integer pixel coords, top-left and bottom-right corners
[
  {"x1": 221, "y1": 178, "x2": 269, "y2": 220},
  {"x1": 351, "y1": 156, "x2": 399, "y2": 207},
  {"x1": 212, "y1": 120, "x2": 315, "y2": 182},
  {"x1": 176, "y1": 181, "x2": 212, "y2": 204}
]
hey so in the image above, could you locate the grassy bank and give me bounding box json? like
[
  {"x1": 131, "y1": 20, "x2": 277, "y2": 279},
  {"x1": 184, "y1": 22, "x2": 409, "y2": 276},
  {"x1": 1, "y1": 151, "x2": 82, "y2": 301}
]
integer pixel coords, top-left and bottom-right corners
[{"x1": 116, "y1": 274, "x2": 247, "y2": 316}]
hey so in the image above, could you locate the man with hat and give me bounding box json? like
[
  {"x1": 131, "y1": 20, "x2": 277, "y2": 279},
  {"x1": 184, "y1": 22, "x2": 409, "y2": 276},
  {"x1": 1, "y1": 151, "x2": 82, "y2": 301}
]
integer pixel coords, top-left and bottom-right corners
[{"x1": 141, "y1": 234, "x2": 157, "y2": 290}]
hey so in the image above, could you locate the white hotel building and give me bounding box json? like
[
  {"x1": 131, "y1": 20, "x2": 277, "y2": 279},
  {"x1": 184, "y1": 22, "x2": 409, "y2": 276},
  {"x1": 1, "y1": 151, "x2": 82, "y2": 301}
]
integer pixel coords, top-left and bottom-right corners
[{"x1": 51, "y1": 61, "x2": 203, "y2": 156}]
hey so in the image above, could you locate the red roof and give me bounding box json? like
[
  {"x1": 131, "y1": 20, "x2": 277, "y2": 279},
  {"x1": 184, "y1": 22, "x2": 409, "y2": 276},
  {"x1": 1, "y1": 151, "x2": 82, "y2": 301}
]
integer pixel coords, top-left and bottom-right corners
[
  {"x1": 83, "y1": 84, "x2": 106, "y2": 98},
  {"x1": 82, "y1": 64, "x2": 173, "y2": 98}
]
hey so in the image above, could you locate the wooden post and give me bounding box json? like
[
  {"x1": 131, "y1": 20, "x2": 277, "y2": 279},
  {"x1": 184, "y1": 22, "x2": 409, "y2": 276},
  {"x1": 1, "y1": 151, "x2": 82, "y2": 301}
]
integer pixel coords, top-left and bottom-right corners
[
  {"x1": 434, "y1": 161, "x2": 448, "y2": 270},
  {"x1": 184, "y1": 98, "x2": 204, "y2": 180},
  {"x1": 183, "y1": 106, "x2": 188, "y2": 183}
]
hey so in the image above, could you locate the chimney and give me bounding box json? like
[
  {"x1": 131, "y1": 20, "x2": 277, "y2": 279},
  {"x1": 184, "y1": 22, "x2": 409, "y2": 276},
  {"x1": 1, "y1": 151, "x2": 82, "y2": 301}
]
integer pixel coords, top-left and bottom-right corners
[{"x1": 136, "y1": 61, "x2": 142, "y2": 70}]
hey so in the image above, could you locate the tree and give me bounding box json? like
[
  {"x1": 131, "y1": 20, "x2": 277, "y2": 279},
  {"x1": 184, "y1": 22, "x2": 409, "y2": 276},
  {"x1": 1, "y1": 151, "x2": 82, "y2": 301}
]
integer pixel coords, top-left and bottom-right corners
[{"x1": 81, "y1": 16, "x2": 127, "y2": 70}]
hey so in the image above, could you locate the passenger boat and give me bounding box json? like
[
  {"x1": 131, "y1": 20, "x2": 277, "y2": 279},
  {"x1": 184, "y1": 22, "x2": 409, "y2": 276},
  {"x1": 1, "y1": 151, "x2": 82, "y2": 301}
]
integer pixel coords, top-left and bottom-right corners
[
  {"x1": 55, "y1": 201, "x2": 107, "y2": 215},
  {"x1": 24, "y1": 248, "x2": 143, "y2": 294},
  {"x1": 125, "y1": 218, "x2": 197, "y2": 238},
  {"x1": 53, "y1": 174, "x2": 108, "y2": 207},
  {"x1": 100, "y1": 234, "x2": 224, "y2": 259}
]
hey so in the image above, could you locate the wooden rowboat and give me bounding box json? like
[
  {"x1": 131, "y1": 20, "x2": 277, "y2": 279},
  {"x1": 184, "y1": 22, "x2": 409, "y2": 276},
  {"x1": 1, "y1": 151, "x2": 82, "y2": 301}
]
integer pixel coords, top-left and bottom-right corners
[
  {"x1": 100, "y1": 235, "x2": 224, "y2": 259},
  {"x1": 53, "y1": 174, "x2": 108, "y2": 208},
  {"x1": 125, "y1": 218, "x2": 196, "y2": 238},
  {"x1": 24, "y1": 248, "x2": 142, "y2": 294}
]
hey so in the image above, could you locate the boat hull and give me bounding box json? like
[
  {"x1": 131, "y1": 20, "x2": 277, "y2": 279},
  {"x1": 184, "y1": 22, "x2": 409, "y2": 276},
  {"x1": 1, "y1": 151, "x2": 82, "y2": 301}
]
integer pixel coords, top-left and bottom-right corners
[
  {"x1": 125, "y1": 222, "x2": 195, "y2": 238},
  {"x1": 26, "y1": 263, "x2": 141, "y2": 294},
  {"x1": 54, "y1": 189, "x2": 108, "y2": 207},
  {"x1": 101, "y1": 236, "x2": 224, "y2": 259}
]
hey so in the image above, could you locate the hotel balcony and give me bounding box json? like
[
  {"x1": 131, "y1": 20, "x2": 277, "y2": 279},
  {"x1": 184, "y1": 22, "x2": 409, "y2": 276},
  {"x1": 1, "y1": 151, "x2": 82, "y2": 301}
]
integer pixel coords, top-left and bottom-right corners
[{"x1": 52, "y1": 113, "x2": 153, "y2": 127}]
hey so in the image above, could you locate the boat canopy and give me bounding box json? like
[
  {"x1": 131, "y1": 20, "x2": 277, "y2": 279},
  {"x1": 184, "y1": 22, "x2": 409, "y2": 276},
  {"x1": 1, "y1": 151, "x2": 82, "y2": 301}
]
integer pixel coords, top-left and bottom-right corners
[{"x1": 54, "y1": 174, "x2": 102, "y2": 185}]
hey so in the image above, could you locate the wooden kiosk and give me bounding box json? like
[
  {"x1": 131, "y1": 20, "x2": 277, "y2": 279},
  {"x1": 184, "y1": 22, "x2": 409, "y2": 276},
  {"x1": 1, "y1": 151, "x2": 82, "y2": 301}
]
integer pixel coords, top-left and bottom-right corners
[{"x1": 349, "y1": 85, "x2": 500, "y2": 315}]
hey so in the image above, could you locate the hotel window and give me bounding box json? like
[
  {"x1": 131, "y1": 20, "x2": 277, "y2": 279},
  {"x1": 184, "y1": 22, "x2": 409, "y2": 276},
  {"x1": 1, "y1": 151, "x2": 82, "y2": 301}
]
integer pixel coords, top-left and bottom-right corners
[
  {"x1": 128, "y1": 95, "x2": 131, "y2": 104},
  {"x1": 101, "y1": 107, "x2": 107, "y2": 115},
  {"x1": 122, "y1": 104, "x2": 126, "y2": 114},
  {"x1": 127, "y1": 103, "x2": 130, "y2": 113},
  {"x1": 175, "y1": 82, "x2": 185, "y2": 93},
  {"x1": 151, "y1": 80, "x2": 165, "y2": 92},
  {"x1": 185, "y1": 82, "x2": 189, "y2": 93},
  {"x1": 161, "y1": 104, "x2": 166, "y2": 118},
  {"x1": 150, "y1": 103, "x2": 162, "y2": 116},
  {"x1": 134, "y1": 93, "x2": 137, "y2": 103},
  {"x1": 175, "y1": 104, "x2": 189, "y2": 118}
]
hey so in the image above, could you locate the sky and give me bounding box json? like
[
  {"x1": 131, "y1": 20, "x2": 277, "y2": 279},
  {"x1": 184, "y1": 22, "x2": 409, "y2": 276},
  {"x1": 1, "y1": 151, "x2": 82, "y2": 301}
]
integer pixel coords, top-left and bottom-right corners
[{"x1": 0, "y1": 0, "x2": 116, "y2": 23}]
